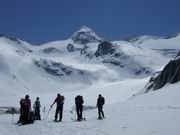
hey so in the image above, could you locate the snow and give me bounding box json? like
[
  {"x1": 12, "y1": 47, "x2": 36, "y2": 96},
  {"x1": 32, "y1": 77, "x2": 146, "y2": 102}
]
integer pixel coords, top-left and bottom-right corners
[
  {"x1": 134, "y1": 35, "x2": 180, "y2": 49},
  {"x1": 129, "y1": 35, "x2": 180, "y2": 58},
  {"x1": 71, "y1": 25, "x2": 101, "y2": 44},
  {"x1": 1, "y1": 81, "x2": 180, "y2": 135},
  {"x1": 0, "y1": 35, "x2": 167, "y2": 102},
  {"x1": 0, "y1": 30, "x2": 180, "y2": 135},
  {"x1": 113, "y1": 41, "x2": 168, "y2": 71},
  {"x1": 78, "y1": 25, "x2": 95, "y2": 33}
]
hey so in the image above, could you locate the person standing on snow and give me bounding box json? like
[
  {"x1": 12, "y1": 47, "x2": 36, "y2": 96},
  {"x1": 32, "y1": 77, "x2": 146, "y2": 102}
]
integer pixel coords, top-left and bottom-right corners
[
  {"x1": 23, "y1": 95, "x2": 31, "y2": 124},
  {"x1": 75, "y1": 95, "x2": 84, "y2": 121},
  {"x1": 33, "y1": 97, "x2": 41, "y2": 120},
  {"x1": 96, "y1": 94, "x2": 105, "y2": 119},
  {"x1": 51, "y1": 93, "x2": 65, "y2": 122},
  {"x1": 17, "y1": 98, "x2": 25, "y2": 124}
]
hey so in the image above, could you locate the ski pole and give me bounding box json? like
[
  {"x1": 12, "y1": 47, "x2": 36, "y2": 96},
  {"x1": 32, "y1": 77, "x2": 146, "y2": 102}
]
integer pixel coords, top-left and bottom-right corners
[
  {"x1": 12, "y1": 113, "x2": 14, "y2": 124},
  {"x1": 83, "y1": 109, "x2": 86, "y2": 120},
  {"x1": 44, "y1": 107, "x2": 51, "y2": 120},
  {"x1": 11, "y1": 107, "x2": 15, "y2": 124},
  {"x1": 70, "y1": 109, "x2": 77, "y2": 121},
  {"x1": 43, "y1": 106, "x2": 46, "y2": 119}
]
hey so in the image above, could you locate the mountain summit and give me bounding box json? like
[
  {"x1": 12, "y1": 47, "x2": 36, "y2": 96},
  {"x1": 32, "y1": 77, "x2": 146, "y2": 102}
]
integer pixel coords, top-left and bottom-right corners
[{"x1": 71, "y1": 25, "x2": 102, "y2": 44}]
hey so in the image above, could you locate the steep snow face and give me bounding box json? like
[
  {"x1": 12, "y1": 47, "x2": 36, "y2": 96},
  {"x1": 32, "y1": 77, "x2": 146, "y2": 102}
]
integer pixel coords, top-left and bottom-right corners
[
  {"x1": 95, "y1": 41, "x2": 168, "y2": 76},
  {"x1": 71, "y1": 26, "x2": 102, "y2": 44},
  {"x1": 35, "y1": 39, "x2": 168, "y2": 78},
  {"x1": 130, "y1": 34, "x2": 180, "y2": 49},
  {"x1": 129, "y1": 35, "x2": 160, "y2": 45},
  {"x1": 0, "y1": 36, "x2": 33, "y2": 56},
  {"x1": 131, "y1": 34, "x2": 180, "y2": 58}
]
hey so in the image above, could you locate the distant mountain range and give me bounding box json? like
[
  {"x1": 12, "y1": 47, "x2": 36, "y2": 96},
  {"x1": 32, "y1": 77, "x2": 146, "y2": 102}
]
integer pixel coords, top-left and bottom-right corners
[{"x1": 0, "y1": 26, "x2": 179, "y2": 96}]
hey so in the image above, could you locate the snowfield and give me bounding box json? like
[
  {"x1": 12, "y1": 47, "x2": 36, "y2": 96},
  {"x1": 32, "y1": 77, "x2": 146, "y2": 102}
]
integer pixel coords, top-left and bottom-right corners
[{"x1": 1, "y1": 81, "x2": 180, "y2": 135}]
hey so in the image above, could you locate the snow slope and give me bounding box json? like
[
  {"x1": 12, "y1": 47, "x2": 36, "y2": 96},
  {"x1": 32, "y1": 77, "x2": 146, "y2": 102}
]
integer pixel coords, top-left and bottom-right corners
[
  {"x1": 131, "y1": 34, "x2": 180, "y2": 49},
  {"x1": 131, "y1": 34, "x2": 180, "y2": 58},
  {"x1": 0, "y1": 80, "x2": 180, "y2": 135}
]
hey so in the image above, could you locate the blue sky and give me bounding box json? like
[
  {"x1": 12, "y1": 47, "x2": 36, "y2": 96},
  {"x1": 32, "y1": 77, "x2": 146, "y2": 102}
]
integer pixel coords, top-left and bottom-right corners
[{"x1": 0, "y1": 0, "x2": 180, "y2": 44}]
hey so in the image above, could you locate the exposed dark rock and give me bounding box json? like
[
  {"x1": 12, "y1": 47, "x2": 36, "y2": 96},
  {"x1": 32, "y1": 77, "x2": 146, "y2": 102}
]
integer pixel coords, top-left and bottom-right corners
[
  {"x1": 44, "y1": 67, "x2": 64, "y2": 77},
  {"x1": 85, "y1": 52, "x2": 94, "y2": 59},
  {"x1": 102, "y1": 59, "x2": 125, "y2": 68},
  {"x1": 114, "y1": 52, "x2": 129, "y2": 59},
  {"x1": 9, "y1": 37, "x2": 21, "y2": 44},
  {"x1": 175, "y1": 50, "x2": 180, "y2": 58},
  {"x1": 133, "y1": 67, "x2": 151, "y2": 75},
  {"x1": 72, "y1": 31, "x2": 100, "y2": 44},
  {"x1": 43, "y1": 47, "x2": 61, "y2": 54},
  {"x1": 71, "y1": 26, "x2": 102, "y2": 44},
  {"x1": 146, "y1": 52, "x2": 180, "y2": 91},
  {"x1": 78, "y1": 70, "x2": 85, "y2": 75},
  {"x1": 67, "y1": 43, "x2": 75, "y2": 52},
  {"x1": 34, "y1": 59, "x2": 70, "y2": 76},
  {"x1": 80, "y1": 45, "x2": 89, "y2": 55},
  {"x1": 0, "y1": 34, "x2": 22, "y2": 44},
  {"x1": 34, "y1": 59, "x2": 87, "y2": 77},
  {"x1": 61, "y1": 67, "x2": 72, "y2": 75},
  {"x1": 94, "y1": 41, "x2": 116, "y2": 57}
]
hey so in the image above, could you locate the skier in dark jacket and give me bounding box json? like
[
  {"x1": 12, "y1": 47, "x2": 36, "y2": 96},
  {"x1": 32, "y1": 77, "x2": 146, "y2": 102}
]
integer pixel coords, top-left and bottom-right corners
[
  {"x1": 23, "y1": 95, "x2": 32, "y2": 124},
  {"x1": 33, "y1": 97, "x2": 41, "y2": 120},
  {"x1": 96, "y1": 94, "x2": 105, "y2": 119},
  {"x1": 75, "y1": 95, "x2": 84, "y2": 121},
  {"x1": 17, "y1": 98, "x2": 25, "y2": 124},
  {"x1": 51, "y1": 94, "x2": 65, "y2": 122}
]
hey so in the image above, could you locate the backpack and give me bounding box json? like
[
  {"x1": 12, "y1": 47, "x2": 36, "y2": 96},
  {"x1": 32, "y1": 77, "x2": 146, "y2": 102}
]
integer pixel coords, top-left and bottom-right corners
[
  {"x1": 60, "y1": 96, "x2": 64, "y2": 101},
  {"x1": 59, "y1": 95, "x2": 65, "y2": 104},
  {"x1": 101, "y1": 97, "x2": 105, "y2": 105},
  {"x1": 98, "y1": 97, "x2": 105, "y2": 106},
  {"x1": 75, "y1": 95, "x2": 84, "y2": 105},
  {"x1": 34, "y1": 100, "x2": 40, "y2": 109},
  {"x1": 28, "y1": 111, "x2": 34, "y2": 124},
  {"x1": 24, "y1": 99, "x2": 31, "y2": 108}
]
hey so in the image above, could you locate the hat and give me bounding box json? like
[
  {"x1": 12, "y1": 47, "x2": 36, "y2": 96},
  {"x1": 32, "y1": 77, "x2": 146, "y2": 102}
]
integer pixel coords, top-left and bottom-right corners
[{"x1": 25, "y1": 95, "x2": 29, "y2": 99}]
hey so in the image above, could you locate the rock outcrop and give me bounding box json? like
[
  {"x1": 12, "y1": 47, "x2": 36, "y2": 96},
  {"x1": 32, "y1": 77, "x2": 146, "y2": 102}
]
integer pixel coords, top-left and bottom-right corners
[{"x1": 146, "y1": 51, "x2": 180, "y2": 91}]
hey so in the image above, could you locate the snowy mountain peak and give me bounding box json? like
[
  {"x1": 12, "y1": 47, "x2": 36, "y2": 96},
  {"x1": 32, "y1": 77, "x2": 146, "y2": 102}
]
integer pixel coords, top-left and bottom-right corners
[
  {"x1": 0, "y1": 34, "x2": 22, "y2": 44},
  {"x1": 129, "y1": 35, "x2": 160, "y2": 44},
  {"x1": 164, "y1": 32, "x2": 180, "y2": 39},
  {"x1": 71, "y1": 25, "x2": 102, "y2": 44},
  {"x1": 79, "y1": 25, "x2": 94, "y2": 32}
]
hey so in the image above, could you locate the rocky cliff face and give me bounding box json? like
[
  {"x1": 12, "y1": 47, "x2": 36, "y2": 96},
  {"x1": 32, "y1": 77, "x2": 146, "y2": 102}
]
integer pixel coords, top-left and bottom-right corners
[
  {"x1": 146, "y1": 51, "x2": 180, "y2": 91},
  {"x1": 94, "y1": 41, "x2": 116, "y2": 57}
]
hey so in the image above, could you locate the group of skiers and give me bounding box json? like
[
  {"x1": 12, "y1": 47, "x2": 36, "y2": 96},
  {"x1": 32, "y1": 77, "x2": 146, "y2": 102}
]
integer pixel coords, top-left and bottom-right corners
[
  {"x1": 17, "y1": 95, "x2": 41, "y2": 125},
  {"x1": 17, "y1": 94, "x2": 105, "y2": 125}
]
